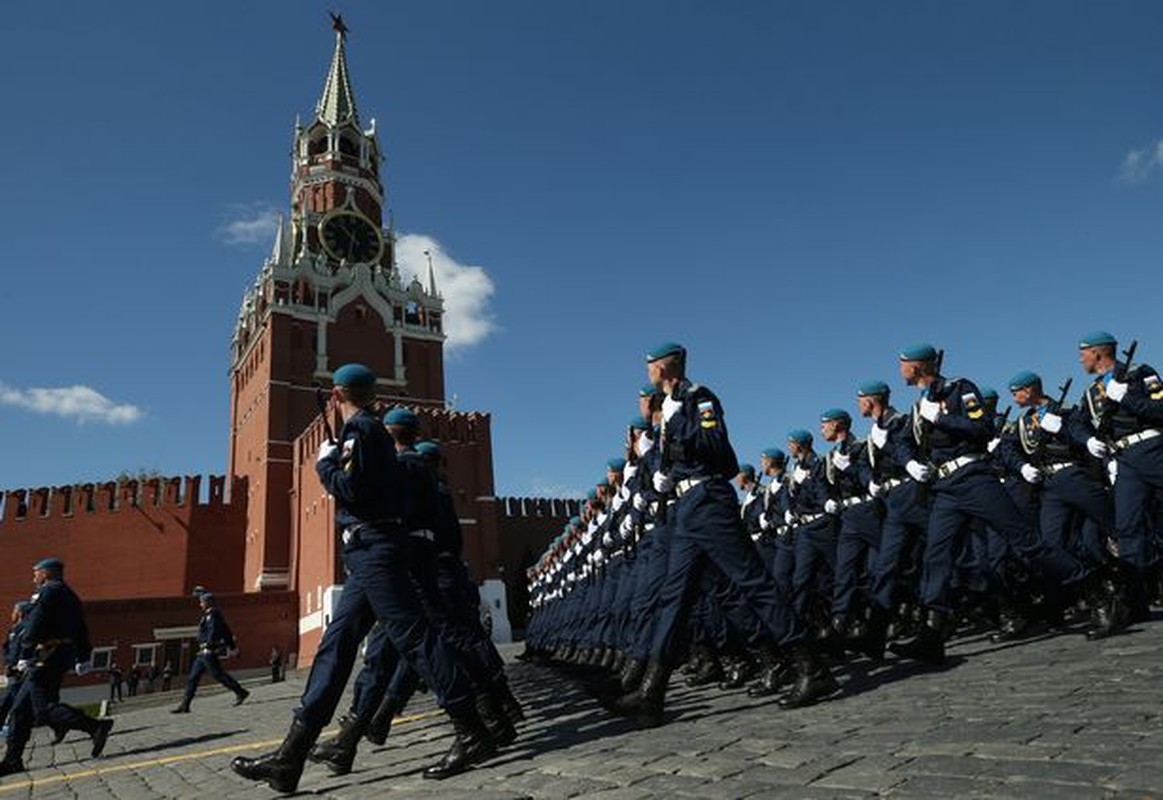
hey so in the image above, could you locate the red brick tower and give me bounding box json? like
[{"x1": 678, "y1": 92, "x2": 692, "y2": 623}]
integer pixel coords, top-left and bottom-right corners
[{"x1": 229, "y1": 18, "x2": 447, "y2": 592}]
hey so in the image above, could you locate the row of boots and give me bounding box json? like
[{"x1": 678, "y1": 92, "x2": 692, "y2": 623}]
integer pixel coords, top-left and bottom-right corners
[{"x1": 229, "y1": 684, "x2": 524, "y2": 793}]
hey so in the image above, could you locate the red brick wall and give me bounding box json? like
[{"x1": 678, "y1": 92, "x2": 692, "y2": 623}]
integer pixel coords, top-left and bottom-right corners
[{"x1": 0, "y1": 476, "x2": 246, "y2": 608}]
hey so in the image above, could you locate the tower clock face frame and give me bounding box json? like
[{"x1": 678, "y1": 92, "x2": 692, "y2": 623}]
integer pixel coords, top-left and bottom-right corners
[{"x1": 318, "y1": 211, "x2": 383, "y2": 264}]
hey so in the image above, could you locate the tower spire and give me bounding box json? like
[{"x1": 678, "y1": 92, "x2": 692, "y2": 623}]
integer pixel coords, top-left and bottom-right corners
[
  {"x1": 316, "y1": 13, "x2": 359, "y2": 127},
  {"x1": 425, "y1": 249, "x2": 439, "y2": 296}
]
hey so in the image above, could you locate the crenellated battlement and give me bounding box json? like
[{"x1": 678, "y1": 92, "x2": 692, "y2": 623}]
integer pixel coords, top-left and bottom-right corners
[
  {"x1": 496, "y1": 496, "x2": 582, "y2": 519},
  {"x1": 415, "y1": 407, "x2": 491, "y2": 445},
  {"x1": 0, "y1": 475, "x2": 242, "y2": 526}
]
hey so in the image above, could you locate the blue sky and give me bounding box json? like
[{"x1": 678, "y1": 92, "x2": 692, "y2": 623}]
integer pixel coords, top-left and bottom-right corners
[{"x1": 1, "y1": 2, "x2": 1162, "y2": 499}]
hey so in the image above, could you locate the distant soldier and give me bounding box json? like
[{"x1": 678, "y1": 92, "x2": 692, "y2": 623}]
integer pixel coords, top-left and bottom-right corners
[{"x1": 171, "y1": 592, "x2": 248, "y2": 713}]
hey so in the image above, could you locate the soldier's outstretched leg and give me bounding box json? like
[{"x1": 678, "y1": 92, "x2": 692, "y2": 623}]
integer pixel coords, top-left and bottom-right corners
[{"x1": 422, "y1": 706, "x2": 497, "y2": 779}]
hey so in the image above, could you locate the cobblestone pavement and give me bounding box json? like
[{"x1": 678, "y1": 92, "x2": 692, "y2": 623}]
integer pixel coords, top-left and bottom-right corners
[{"x1": 3, "y1": 622, "x2": 1163, "y2": 799}]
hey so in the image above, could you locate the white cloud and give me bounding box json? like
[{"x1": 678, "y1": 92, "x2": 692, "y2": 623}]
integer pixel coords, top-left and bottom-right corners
[
  {"x1": 1119, "y1": 138, "x2": 1163, "y2": 183},
  {"x1": 0, "y1": 382, "x2": 144, "y2": 425},
  {"x1": 217, "y1": 204, "x2": 282, "y2": 246},
  {"x1": 395, "y1": 233, "x2": 498, "y2": 351}
]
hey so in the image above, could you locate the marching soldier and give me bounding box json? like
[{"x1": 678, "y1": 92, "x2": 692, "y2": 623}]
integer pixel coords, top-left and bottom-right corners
[
  {"x1": 230, "y1": 364, "x2": 495, "y2": 794},
  {"x1": 171, "y1": 591, "x2": 248, "y2": 713},
  {"x1": 0, "y1": 558, "x2": 113, "y2": 778}
]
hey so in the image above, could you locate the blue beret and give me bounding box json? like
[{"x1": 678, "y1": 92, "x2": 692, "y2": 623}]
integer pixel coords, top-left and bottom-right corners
[
  {"x1": 760, "y1": 447, "x2": 786, "y2": 462},
  {"x1": 857, "y1": 380, "x2": 890, "y2": 398},
  {"x1": 646, "y1": 342, "x2": 686, "y2": 363},
  {"x1": 415, "y1": 440, "x2": 441, "y2": 456},
  {"x1": 569, "y1": 515, "x2": 582, "y2": 526},
  {"x1": 738, "y1": 463, "x2": 756, "y2": 478},
  {"x1": 33, "y1": 557, "x2": 63, "y2": 572},
  {"x1": 383, "y1": 406, "x2": 420, "y2": 427},
  {"x1": 639, "y1": 383, "x2": 662, "y2": 397},
  {"x1": 899, "y1": 343, "x2": 938, "y2": 362},
  {"x1": 1007, "y1": 371, "x2": 1041, "y2": 392},
  {"x1": 821, "y1": 407, "x2": 851, "y2": 424},
  {"x1": 629, "y1": 415, "x2": 651, "y2": 431},
  {"x1": 787, "y1": 428, "x2": 813, "y2": 445},
  {"x1": 606, "y1": 457, "x2": 627, "y2": 473},
  {"x1": 980, "y1": 386, "x2": 999, "y2": 401},
  {"x1": 192, "y1": 585, "x2": 208, "y2": 597},
  {"x1": 1079, "y1": 330, "x2": 1117, "y2": 349},
  {"x1": 333, "y1": 363, "x2": 376, "y2": 387}
]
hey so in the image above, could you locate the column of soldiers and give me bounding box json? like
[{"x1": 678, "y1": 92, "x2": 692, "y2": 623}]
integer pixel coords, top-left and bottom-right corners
[
  {"x1": 230, "y1": 363, "x2": 522, "y2": 794},
  {"x1": 521, "y1": 332, "x2": 1163, "y2": 727}
]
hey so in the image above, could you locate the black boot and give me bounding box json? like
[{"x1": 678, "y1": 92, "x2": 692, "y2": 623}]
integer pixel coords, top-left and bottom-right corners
[
  {"x1": 476, "y1": 691, "x2": 517, "y2": 747},
  {"x1": 684, "y1": 645, "x2": 724, "y2": 687},
  {"x1": 422, "y1": 708, "x2": 497, "y2": 779},
  {"x1": 494, "y1": 680, "x2": 525, "y2": 725},
  {"x1": 364, "y1": 696, "x2": 403, "y2": 746},
  {"x1": 1086, "y1": 571, "x2": 1130, "y2": 640},
  {"x1": 889, "y1": 609, "x2": 949, "y2": 664},
  {"x1": 851, "y1": 604, "x2": 890, "y2": 660},
  {"x1": 746, "y1": 640, "x2": 791, "y2": 698},
  {"x1": 230, "y1": 719, "x2": 320, "y2": 794},
  {"x1": 778, "y1": 646, "x2": 839, "y2": 709},
  {"x1": 308, "y1": 714, "x2": 368, "y2": 776},
  {"x1": 0, "y1": 753, "x2": 24, "y2": 778},
  {"x1": 609, "y1": 661, "x2": 670, "y2": 728},
  {"x1": 171, "y1": 698, "x2": 191, "y2": 714},
  {"x1": 619, "y1": 657, "x2": 647, "y2": 693},
  {"x1": 89, "y1": 717, "x2": 114, "y2": 758},
  {"x1": 50, "y1": 725, "x2": 69, "y2": 744},
  {"x1": 989, "y1": 595, "x2": 1031, "y2": 643}
]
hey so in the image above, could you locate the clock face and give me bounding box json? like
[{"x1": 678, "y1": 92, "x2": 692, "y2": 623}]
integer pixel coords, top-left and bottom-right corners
[{"x1": 319, "y1": 212, "x2": 383, "y2": 264}]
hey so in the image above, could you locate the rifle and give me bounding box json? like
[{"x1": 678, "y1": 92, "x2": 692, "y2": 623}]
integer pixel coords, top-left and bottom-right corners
[
  {"x1": 916, "y1": 348, "x2": 945, "y2": 464},
  {"x1": 995, "y1": 405, "x2": 1012, "y2": 437},
  {"x1": 314, "y1": 384, "x2": 337, "y2": 443}
]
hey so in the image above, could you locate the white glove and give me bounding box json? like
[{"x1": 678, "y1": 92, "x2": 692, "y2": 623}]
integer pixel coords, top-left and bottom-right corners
[
  {"x1": 868, "y1": 481, "x2": 884, "y2": 498},
  {"x1": 869, "y1": 424, "x2": 888, "y2": 448},
  {"x1": 317, "y1": 440, "x2": 338, "y2": 463},
  {"x1": 825, "y1": 498, "x2": 839, "y2": 514},
  {"x1": 661, "y1": 394, "x2": 682, "y2": 422},
  {"x1": 619, "y1": 515, "x2": 634, "y2": 536},
  {"x1": 986, "y1": 437, "x2": 1000, "y2": 453},
  {"x1": 611, "y1": 492, "x2": 625, "y2": 512},
  {"x1": 1040, "y1": 412, "x2": 1063, "y2": 434},
  {"x1": 919, "y1": 397, "x2": 942, "y2": 423},
  {"x1": 906, "y1": 459, "x2": 933, "y2": 482},
  {"x1": 593, "y1": 550, "x2": 606, "y2": 566},
  {"x1": 1087, "y1": 437, "x2": 1109, "y2": 459},
  {"x1": 624, "y1": 464, "x2": 638, "y2": 482},
  {"x1": 832, "y1": 452, "x2": 851, "y2": 471},
  {"x1": 784, "y1": 509, "x2": 796, "y2": 525},
  {"x1": 792, "y1": 466, "x2": 810, "y2": 484},
  {"x1": 759, "y1": 512, "x2": 770, "y2": 531},
  {"x1": 73, "y1": 661, "x2": 92, "y2": 675},
  {"x1": 1108, "y1": 460, "x2": 1119, "y2": 485},
  {"x1": 1019, "y1": 464, "x2": 1043, "y2": 484},
  {"x1": 602, "y1": 531, "x2": 615, "y2": 547},
  {"x1": 635, "y1": 434, "x2": 654, "y2": 456},
  {"x1": 633, "y1": 492, "x2": 647, "y2": 511},
  {"x1": 16, "y1": 659, "x2": 29, "y2": 673},
  {"x1": 226, "y1": 648, "x2": 240, "y2": 659},
  {"x1": 1105, "y1": 379, "x2": 1128, "y2": 403},
  {"x1": 652, "y1": 471, "x2": 673, "y2": 493}
]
